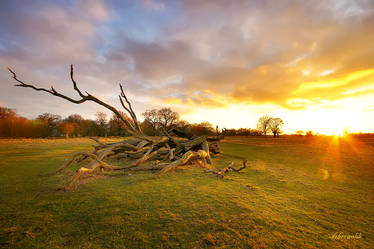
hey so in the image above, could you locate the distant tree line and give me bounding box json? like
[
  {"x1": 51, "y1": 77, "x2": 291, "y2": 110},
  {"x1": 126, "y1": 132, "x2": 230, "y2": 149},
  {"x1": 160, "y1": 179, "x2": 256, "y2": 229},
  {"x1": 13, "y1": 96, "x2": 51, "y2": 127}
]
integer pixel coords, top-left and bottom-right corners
[
  {"x1": 223, "y1": 128, "x2": 263, "y2": 136},
  {"x1": 0, "y1": 106, "x2": 128, "y2": 138},
  {"x1": 0, "y1": 106, "x2": 219, "y2": 138},
  {"x1": 1, "y1": 106, "x2": 286, "y2": 138}
]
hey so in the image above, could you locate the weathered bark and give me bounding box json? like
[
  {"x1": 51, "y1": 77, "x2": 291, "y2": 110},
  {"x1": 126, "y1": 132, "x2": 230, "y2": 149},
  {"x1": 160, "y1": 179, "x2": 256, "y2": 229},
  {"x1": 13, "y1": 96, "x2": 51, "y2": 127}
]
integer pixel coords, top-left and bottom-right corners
[{"x1": 159, "y1": 149, "x2": 212, "y2": 174}]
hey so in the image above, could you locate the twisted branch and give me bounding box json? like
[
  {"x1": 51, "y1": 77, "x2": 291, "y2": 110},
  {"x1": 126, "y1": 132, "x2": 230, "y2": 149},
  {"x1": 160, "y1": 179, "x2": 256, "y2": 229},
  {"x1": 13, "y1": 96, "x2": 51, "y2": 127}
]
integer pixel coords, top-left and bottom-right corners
[{"x1": 8, "y1": 65, "x2": 140, "y2": 135}]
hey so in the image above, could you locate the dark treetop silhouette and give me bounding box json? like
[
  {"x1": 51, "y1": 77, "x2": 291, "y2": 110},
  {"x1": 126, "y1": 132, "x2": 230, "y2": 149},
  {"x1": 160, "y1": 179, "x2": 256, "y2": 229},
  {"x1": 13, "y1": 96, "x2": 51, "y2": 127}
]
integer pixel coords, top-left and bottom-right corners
[{"x1": 8, "y1": 65, "x2": 247, "y2": 189}]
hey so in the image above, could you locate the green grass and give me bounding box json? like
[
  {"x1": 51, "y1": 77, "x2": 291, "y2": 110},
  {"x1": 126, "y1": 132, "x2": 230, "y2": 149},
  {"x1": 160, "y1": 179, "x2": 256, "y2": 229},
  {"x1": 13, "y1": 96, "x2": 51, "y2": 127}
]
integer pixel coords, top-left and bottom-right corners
[{"x1": 0, "y1": 136, "x2": 373, "y2": 248}]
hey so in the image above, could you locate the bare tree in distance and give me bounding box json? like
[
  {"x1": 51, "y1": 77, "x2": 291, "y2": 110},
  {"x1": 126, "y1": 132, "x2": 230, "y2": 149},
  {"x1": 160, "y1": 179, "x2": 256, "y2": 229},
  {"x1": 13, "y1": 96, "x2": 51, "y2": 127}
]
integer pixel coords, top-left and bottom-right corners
[
  {"x1": 269, "y1": 118, "x2": 284, "y2": 137},
  {"x1": 36, "y1": 113, "x2": 62, "y2": 137},
  {"x1": 37, "y1": 113, "x2": 62, "y2": 125},
  {"x1": 257, "y1": 115, "x2": 272, "y2": 136},
  {"x1": 305, "y1": 130, "x2": 314, "y2": 136},
  {"x1": 296, "y1": 130, "x2": 304, "y2": 136},
  {"x1": 157, "y1": 107, "x2": 179, "y2": 132},
  {"x1": 142, "y1": 107, "x2": 179, "y2": 135},
  {"x1": 142, "y1": 109, "x2": 159, "y2": 135},
  {"x1": 7, "y1": 65, "x2": 245, "y2": 189},
  {"x1": 65, "y1": 114, "x2": 84, "y2": 123},
  {"x1": 108, "y1": 112, "x2": 130, "y2": 136},
  {"x1": 95, "y1": 112, "x2": 108, "y2": 137},
  {"x1": 0, "y1": 107, "x2": 17, "y2": 119}
]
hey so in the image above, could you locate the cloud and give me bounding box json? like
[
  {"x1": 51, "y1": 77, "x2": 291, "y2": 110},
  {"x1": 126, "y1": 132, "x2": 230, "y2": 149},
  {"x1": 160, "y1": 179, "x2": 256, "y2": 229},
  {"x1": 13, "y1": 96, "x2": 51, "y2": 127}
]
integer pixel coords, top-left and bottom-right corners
[
  {"x1": 100, "y1": 0, "x2": 372, "y2": 110},
  {"x1": 78, "y1": 0, "x2": 111, "y2": 21},
  {"x1": 141, "y1": 0, "x2": 165, "y2": 11},
  {"x1": 1, "y1": 0, "x2": 374, "y2": 124},
  {"x1": 0, "y1": 0, "x2": 134, "y2": 119},
  {"x1": 0, "y1": 2, "x2": 98, "y2": 66}
]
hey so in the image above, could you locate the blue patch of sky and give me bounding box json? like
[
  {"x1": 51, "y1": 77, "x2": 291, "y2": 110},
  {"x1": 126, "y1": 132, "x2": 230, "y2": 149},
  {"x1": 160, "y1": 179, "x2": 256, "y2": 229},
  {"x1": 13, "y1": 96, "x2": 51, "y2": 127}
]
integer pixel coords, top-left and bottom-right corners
[{"x1": 95, "y1": 1, "x2": 181, "y2": 54}]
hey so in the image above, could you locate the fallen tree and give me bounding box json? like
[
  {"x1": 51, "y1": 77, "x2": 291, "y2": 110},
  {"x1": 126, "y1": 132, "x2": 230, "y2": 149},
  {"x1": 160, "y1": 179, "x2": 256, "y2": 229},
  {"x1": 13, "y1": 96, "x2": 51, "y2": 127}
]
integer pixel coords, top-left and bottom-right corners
[{"x1": 8, "y1": 65, "x2": 247, "y2": 188}]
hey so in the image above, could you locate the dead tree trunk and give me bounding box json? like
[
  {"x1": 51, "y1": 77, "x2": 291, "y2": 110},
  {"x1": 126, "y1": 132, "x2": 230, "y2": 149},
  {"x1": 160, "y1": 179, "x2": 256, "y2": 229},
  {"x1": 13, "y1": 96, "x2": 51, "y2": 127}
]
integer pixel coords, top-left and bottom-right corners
[{"x1": 8, "y1": 65, "x2": 247, "y2": 188}]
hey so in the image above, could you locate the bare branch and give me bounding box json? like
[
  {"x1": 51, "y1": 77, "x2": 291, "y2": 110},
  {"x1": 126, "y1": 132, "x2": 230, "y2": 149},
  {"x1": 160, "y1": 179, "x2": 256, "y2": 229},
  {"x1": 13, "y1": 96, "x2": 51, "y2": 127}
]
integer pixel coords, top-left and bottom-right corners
[
  {"x1": 70, "y1": 64, "x2": 85, "y2": 98},
  {"x1": 119, "y1": 84, "x2": 135, "y2": 116},
  {"x1": 119, "y1": 84, "x2": 142, "y2": 133},
  {"x1": 228, "y1": 159, "x2": 248, "y2": 172},
  {"x1": 204, "y1": 160, "x2": 248, "y2": 178},
  {"x1": 8, "y1": 67, "x2": 87, "y2": 104},
  {"x1": 8, "y1": 65, "x2": 140, "y2": 135}
]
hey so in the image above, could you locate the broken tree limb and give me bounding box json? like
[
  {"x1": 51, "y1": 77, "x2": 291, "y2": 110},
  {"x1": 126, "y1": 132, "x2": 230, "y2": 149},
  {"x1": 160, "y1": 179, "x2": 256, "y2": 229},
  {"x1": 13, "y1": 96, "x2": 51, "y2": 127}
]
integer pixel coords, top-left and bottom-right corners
[
  {"x1": 8, "y1": 65, "x2": 140, "y2": 135},
  {"x1": 204, "y1": 160, "x2": 248, "y2": 178}
]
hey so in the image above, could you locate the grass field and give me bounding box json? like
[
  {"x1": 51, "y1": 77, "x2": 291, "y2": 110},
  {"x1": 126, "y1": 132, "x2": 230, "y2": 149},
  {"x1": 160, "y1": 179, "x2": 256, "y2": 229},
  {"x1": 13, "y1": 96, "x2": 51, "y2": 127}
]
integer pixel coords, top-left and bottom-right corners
[{"x1": 0, "y1": 136, "x2": 373, "y2": 248}]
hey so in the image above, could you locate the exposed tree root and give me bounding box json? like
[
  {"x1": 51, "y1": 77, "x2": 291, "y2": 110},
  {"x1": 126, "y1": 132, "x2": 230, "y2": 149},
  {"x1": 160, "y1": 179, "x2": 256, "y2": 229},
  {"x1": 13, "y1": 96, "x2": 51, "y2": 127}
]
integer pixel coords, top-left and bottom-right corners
[{"x1": 55, "y1": 134, "x2": 243, "y2": 186}]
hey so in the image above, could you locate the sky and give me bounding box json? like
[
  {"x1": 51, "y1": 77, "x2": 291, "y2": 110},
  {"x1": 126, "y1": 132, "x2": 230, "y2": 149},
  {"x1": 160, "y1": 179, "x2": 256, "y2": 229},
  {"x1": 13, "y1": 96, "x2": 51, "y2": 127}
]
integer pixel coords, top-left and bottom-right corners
[{"x1": 1, "y1": 0, "x2": 374, "y2": 135}]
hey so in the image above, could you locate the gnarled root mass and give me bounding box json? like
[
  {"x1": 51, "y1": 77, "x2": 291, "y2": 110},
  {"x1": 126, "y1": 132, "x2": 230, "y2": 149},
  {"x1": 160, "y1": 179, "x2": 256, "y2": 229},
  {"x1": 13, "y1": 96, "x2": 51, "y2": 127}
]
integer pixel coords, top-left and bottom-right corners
[{"x1": 57, "y1": 135, "x2": 248, "y2": 188}]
